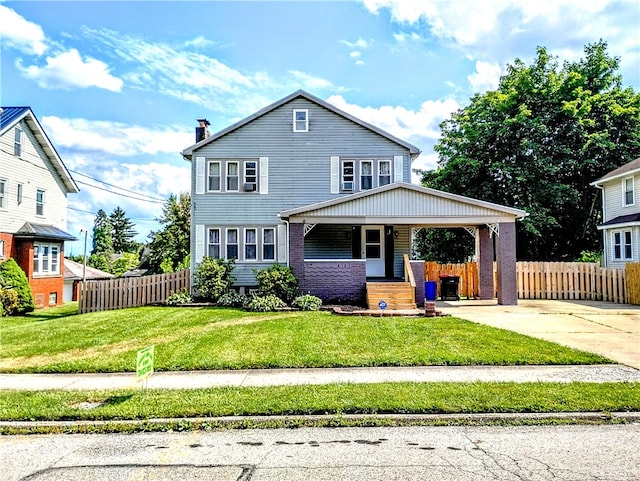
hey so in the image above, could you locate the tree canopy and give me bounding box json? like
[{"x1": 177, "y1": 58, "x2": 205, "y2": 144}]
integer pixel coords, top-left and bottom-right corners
[
  {"x1": 419, "y1": 41, "x2": 640, "y2": 261},
  {"x1": 146, "y1": 192, "x2": 191, "y2": 273},
  {"x1": 109, "y1": 206, "x2": 138, "y2": 254}
]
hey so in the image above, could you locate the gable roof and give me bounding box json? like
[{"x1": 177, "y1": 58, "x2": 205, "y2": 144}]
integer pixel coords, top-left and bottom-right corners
[
  {"x1": 279, "y1": 182, "x2": 528, "y2": 225},
  {"x1": 64, "y1": 258, "x2": 114, "y2": 280},
  {"x1": 0, "y1": 107, "x2": 79, "y2": 194},
  {"x1": 591, "y1": 158, "x2": 640, "y2": 186},
  {"x1": 182, "y1": 90, "x2": 421, "y2": 158}
]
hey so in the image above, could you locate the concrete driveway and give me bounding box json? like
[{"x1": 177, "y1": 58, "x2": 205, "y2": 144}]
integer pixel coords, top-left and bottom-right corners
[{"x1": 438, "y1": 299, "x2": 640, "y2": 369}]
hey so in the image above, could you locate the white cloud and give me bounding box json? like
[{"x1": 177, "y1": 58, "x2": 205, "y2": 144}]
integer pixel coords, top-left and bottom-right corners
[
  {"x1": 468, "y1": 61, "x2": 503, "y2": 93},
  {"x1": 289, "y1": 70, "x2": 333, "y2": 90},
  {"x1": 41, "y1": 116, "x2": 193, "y2": 156},
  {"x1": 327, "y1": 94, "x2": 459, "y2": 142},
  {"x1": 184, "y1": 35, "x2": 215, "y2": 49},
  {"x1": 0, "y1": 5, "x2": 48, "y2": 55},
  {"x1": 341, "y1": 38, "x2": 369, "y2": 49},
  {"x1": 17, "y1": 48, "x2": 124, "y2": 91}
]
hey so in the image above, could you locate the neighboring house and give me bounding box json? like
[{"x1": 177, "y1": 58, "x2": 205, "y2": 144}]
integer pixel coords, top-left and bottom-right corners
[
  {"x1": 182, "y1": 90, "x2": 527, "y2": 306},
  {"x1": 0, "y1": 107, "x2": 79, "y2": 308},
  {"x1": 591, "y1": 157, "x2": 640, "y2": 268},
  {"x1": 63, "y1": 259, "x2": 114, "y2": 302}
]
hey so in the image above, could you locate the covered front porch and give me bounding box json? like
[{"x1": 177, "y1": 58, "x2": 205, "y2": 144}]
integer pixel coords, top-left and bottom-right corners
[{"x1": 279, "y1": 183, "x2": 527, "y2": 307}]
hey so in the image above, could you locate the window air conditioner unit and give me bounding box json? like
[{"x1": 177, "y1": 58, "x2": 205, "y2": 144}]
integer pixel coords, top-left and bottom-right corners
[
  {"x1": 244, "y1": 182, "x2": 256, "y2": 192},
  {"x1": 343, "y1": 181, "x2": 353, "y2": 191}
]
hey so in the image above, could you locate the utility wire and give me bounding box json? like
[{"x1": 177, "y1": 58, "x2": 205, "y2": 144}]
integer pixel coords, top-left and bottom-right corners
[{"x1": 69, "y1": 169, "x2": 167, "y2": 202}]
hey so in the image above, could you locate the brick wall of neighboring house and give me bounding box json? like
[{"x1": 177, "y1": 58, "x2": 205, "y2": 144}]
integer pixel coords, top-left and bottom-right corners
[
  {"x1": 300, "y1": 260, "x2": 366, "y2": 304},
  {"x1": 0, "y1": 232, "x2": 13, "y2": 261}
]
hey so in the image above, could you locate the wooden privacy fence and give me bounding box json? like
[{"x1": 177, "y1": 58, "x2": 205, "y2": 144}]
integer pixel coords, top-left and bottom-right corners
[
  {"x1": 424, "y1": 261, "x2": 479, "y2": 299},
  {"x1": 516, "y1": 262, "x2": 625, "y2": 303},
  {"x1": 424, "y1": 261, "x2": 628, "y2": 303},
  {"x1": 79, "y1": 269, "x2": 190, "y2": 314}
]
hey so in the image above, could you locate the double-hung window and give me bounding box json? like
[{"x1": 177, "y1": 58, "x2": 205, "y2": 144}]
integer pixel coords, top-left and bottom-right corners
[
  {"x1": 379, "y1": 160, "x2": 391, "y2": 186},
  {"x1": 208, "y1": 161, "x2": 221, "y2": 191},
  {"x1": 613, "y1": 231, "x2": 633, "y2": 260},
  {"x1": 33, "y1": 243, "x2": 60, "y2": 275},
  {"x1": 342, "y1": 161, "x2": 354, "y2": 191},
  {"x1": 0, "y1": 179, "x2": 6, "y2": 209},
  {"x1": 263, "y1": 228, "x2": 275, "y2": 260},
  {"x1": 624, "y1": 177, "x2": 634, "y2": 206},
  {"x1": 227, "y1": 162, "x2": 239, "y2": 191},
  {"x1": 245, "y1": 228, "x2": 257, "y2": 260},
  {"x1": 208, "y1": 228, "x2": 221, "y2": 258},
  {"x1": 361, "y1": 161, "x2": 373, "y2": 190},
  {"x1": 36, "y1": 189, "x2": 45, "y2": 216},
  {"x1": 17, "y1": 183, "x2": 23, "y2": 205},
  {"x1": 293, "y1": 109, "x2": 308, "y2": 132},
  {"x1": 14, "y1": 127, "x2": 22, "y2": 157},
  {"x1": 226, "y1": 228, "x2": 238, "y2": 259},
  {"x1": 244, "y1": 161, "x2": 257, "y2": 191}
]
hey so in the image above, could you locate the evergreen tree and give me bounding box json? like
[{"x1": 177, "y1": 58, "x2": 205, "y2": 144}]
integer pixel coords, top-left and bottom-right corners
[
  {"x1": 146, "y1": 193, "x2": 191, "y2": 273},
  {"x1": 109, "y1": 206, "x2": 138, "y2": 254},
  {"x1": 91, "y1": 209, "x2": 113, "y2": 256}
]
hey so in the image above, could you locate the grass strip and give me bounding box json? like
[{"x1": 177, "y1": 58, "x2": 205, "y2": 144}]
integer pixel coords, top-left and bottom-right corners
[
  {"x1": 1, "y1": 382, "x2": 637, "y2": 421},
  {"x1": 1, "y1": 308, "x2": 610, "y2": 373}
]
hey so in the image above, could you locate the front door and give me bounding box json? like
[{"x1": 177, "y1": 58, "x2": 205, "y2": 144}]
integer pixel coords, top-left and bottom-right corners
[{"x1": 363, "y1": 226, "x2": 385, "y2": 277}]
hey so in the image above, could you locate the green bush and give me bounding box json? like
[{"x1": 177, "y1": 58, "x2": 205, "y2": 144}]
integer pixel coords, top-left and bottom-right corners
[
  {"x1": 576, "y1": 251, "x2": 601, "y2": 263},
  {"x1": 246, "y1": 294, "x2": 287, "y2": 312},
  {"x1": 217, "y1": 291, "x2": 250, "y2": 308},
  {"x1": 0, "y1": 284, "x2": 19, "y2": 316},
  {"x1": 193, "y1": 257, "x2": 235, "y2": 302},
  {"x1": 0, "y1": 258, "x2": 35, "y2": 315},
  {"x1": 292, "y1": 294, "x2": 322, "y2": 311},
  {"x1": 254, "y1": 264, "x2": 299, "y2": 304},
  {"x1": 165, "y1": 289, "x2": 193, "y2": 306}
]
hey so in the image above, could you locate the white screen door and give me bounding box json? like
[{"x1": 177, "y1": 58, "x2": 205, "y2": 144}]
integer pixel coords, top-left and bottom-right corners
[{"x1": 363, "y1": 226, "x2": 384, "y2": 277}]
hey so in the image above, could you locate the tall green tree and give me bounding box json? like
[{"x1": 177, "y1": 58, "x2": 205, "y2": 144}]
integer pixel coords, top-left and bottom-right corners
[
  {"x1": 146, "y1": 192, "x2": 191, "y2": 273},
  {"x1": 109, "y1": 206, "x2": 138, "y2": 254},
  {"x1": 420, "y1": 41, "x2": 640, "y2": 261},
  {"x1": 91, "y1": 209, "x2": 113, "y2": 256}
]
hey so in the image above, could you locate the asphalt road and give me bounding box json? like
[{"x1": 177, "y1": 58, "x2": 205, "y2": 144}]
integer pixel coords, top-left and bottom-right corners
[{"x1": 3, "y1": 424, "x2": 639, "y2": 480}]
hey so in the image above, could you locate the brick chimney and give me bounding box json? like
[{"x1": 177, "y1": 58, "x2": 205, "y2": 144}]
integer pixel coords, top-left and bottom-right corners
[{"x1": 196, "y1": 118, "x2": 210, "y2": 143}]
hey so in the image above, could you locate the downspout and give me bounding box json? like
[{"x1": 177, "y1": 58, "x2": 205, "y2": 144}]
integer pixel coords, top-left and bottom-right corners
[{"x1": 278, "y1": 214, "x2": 290, "y2": 267}]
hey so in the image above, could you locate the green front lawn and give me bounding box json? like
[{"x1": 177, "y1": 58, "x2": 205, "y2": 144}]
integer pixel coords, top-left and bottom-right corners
[{"x1": 0, "y1": 305, "x2": 609, "y2": 373}]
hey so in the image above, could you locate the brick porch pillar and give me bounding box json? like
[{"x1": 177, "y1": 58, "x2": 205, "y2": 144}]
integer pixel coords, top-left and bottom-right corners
[
  {"x1": 288, "y1": 222, "x2": 305, "y2": 282},
  {"x1": 496, "y1": 222, "x2": 517, "y2": 305},
  {"x1": 477, "y1": 226, "x2": 494, "y2": 300}
]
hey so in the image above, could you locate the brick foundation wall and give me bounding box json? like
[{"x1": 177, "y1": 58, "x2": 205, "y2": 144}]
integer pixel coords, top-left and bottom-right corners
[
  {"x1": 411, "y1": 260, "x2": 425, "y2": 305},
  {"x1": 300, "y1": 260, "x2": 366, "y2": 304}
]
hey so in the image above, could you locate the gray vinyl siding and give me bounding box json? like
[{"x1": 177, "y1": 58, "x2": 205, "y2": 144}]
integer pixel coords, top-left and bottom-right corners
[
  {"x1": 190, "y1": 98, "x2": 412, "y2": 228},
  {"x1": 601, "y1": 174, "x2": 639, "y2": 223}
]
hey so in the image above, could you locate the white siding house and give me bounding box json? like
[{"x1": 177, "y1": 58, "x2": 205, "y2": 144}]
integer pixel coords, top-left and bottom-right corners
[
  {"x1": 591, "y1": 158, "x2": 640, "y2": 269},
  {"x1": 0, "y1": 107, "x2": 79, "y2": 307}
]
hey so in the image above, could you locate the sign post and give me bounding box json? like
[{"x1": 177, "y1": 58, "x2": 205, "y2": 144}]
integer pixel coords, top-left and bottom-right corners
[{"x1": 136, "y1": 345, "x2": 155, "y2": 387}]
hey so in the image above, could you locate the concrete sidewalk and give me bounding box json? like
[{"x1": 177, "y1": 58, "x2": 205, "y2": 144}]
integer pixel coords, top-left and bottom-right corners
[
  {"x1": 1, "y1": 364, "x2": 640, "y2": 391},
  {"x1": 437, "y1": 299, "x2": 640, "y2": 369}
]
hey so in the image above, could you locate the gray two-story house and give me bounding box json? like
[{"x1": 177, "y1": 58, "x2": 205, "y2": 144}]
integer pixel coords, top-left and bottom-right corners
[
  {"x1": 182, "y1": 90, "x2": 527, "y2": 307},
  {"x1": 591, "y1": 157, "x2": 640, "y2": 268}
]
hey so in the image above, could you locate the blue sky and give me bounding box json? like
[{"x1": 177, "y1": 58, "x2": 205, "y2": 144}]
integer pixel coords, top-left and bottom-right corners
[{"x1": 2, "y1": 0, "x2": 639, "y2": 256}]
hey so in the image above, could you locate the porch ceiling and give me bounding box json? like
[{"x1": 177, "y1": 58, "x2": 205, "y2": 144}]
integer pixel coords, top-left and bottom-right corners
[{"x1": 279, "y1": 182, "x2": 528, "y2": 227}]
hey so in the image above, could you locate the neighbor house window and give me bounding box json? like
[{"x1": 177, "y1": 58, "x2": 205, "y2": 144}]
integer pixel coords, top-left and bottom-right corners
[
  {"x1": 624, "y1": 177, "x2": 634, "y2": 206},
  {"x1": 226, "y1": 162, "x2": 239, "y2": 191},
  {"x1": 208, "y1": 161, "x2": 221, "y2": 191},
  {"x1": 263, "y1": 228, "x2": 275, "y2": 260},
  {"x1": 36, "y1": 189, "x2": 45, "y2": 216},
  {"x1": 342, "y1": 161, "x2": 354, "y2": 191},
  {"x1": 17, "y1": 183, "x2": 23, "y2": 204},
  {"x1": 379, "y1": 160, "x2": 391, "y2": 186},
  {"x1": 361, "y1": 161, "x2": 373, "y2": 190},
  {"x1": 207, "y1": 228, "x2": 221, "y2": 258},
  {"x1": 0, "y1": 179, "x2": 6, "y2": 209},
  {"x1": 14, "y1": 127, "x2": 22, "y2": 157},
  {"x1": 33, "y1": 243, "x2": 60, "y2": 275},
  {"x1": 613, "y1": 231, "x2": 633, "y2": 260},
  {"x1": 226, "y1": 228, "x2": 238, "y2": 259},
  {"x1": 244, "y1": 161, "x2": 257, "y2": 191},
  {"x1": 245, "y1": 228, "x2": 257, "y2": 260},
  {"x1": 49, "y1": 292, "x2": 57, "y2": 306},
  {"x1": 0, "y1": 240, "x2": 5, "y2": 259},
  {"x1": 293, "y1": 109, "x2": 308, "y2": 132}
]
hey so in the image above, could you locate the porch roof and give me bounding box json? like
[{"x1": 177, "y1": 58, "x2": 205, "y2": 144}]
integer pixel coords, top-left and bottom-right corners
[{"x1": 279, "y1": 182, "x2": 528, "y2": 226}]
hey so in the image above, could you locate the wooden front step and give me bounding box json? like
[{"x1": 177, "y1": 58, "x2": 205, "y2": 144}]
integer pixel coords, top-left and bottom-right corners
[{"x1": 366, "y1": 282, "x2": 416, "y2": 310}]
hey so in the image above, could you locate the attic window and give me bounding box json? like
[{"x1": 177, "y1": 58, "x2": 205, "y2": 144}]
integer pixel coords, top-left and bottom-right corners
[
  {"x1": 14, "y1": 126, "x2": 23, "y2": 157},
  {"x1": 293, "y1": 109, "x2": 308, "y2": 132}
]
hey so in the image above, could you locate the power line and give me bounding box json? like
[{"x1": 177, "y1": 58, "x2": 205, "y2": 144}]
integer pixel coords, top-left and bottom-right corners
[
  {"x1": 74, "y1": 179, "x2": 165, "y2": 204},
  {"x1": 69, "y1": 169, "x2": 167, "y2": 202}
]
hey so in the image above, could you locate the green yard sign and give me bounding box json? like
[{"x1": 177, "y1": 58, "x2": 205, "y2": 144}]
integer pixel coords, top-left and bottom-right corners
[{"x1": 136, "y1": 345, "x2": 155, "y2": 380}]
